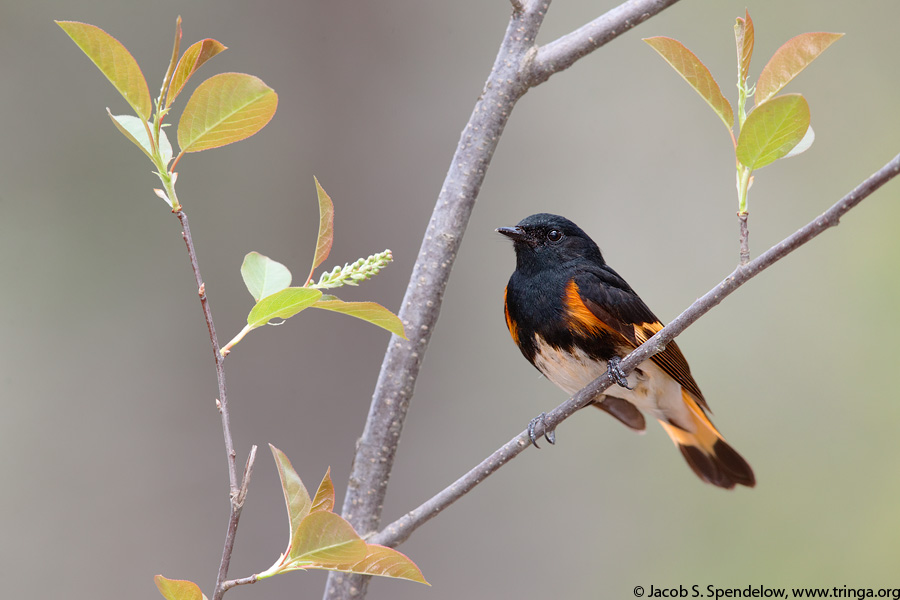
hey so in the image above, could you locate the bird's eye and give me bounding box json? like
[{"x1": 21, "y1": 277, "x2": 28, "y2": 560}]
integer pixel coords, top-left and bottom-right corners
[{"x1": 547, "y1": 229, "x2": 562, "y2": 242}]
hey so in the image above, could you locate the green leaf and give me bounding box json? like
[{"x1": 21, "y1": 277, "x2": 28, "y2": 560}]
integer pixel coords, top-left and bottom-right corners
[
  {"x1": 308, "y1": 177, "x2": 335, "y2": 283},
  {"x1": 320, "y1": 544, "x2": 429, "y2": 585},
  {"x1": 270, "y1": 445, "x2": 311, "y2": 550},
  {"x1": 734, "y1": 10, "x2": 754, "y2": 85},
  {"x1": 177, "y1": 72, "x2": 277, "y2": 153},
  {"x1": 166, "y1": 38, "x2": 228, "y2": 108},
  {"x1": 107, "y1": 112, "x2": 172, "y2": 165},
  {"x1": 154, "y1": 575, "x2": 207, "y2": 600},
  {"x1": 736, "y1": 94, "x2": 810, "y2": 170},
  {"x1": 310, "y1": 467, "x2": 335, "y2": 514},
  {"x1": 56, "y1": 21, "x2": 152, "y2": 120},
  {"x1": 755, "y1": 32, "x2": 843, "y2": 105},
  {"x1": 247, "y1": 287, "x2": 322, "y2": 328},
  {"x1": 783, "y1": 124, "x2": 815, "y2": 159},
  {"x1": 644, "y1": 36, "x2": 733, "y2": 131},
  {"x1": 290, "y1": 511, "x2": 368, "y2": 566},
  {"x1": 154, "y1": 188, "x2": 174, "y2": 208},
  {"x1": 241, "y1": 252, "x2": 292, "y2": 302},
  {"x1": 312, "y1": 298, "x2": 407, "y2": 339}
]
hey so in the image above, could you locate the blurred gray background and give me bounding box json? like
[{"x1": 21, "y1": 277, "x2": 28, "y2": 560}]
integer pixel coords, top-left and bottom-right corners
[{"x1": 3, "y1": 1, "x2": 899, "y2": 598}]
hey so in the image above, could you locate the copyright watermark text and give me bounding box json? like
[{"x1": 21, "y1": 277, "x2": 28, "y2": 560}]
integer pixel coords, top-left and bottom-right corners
[{"x1": 632, "y1": 584, "x2": 900, "y2": 599}]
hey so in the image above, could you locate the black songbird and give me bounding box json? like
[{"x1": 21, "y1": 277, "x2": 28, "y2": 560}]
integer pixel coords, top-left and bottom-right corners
[{"x1": 498, "y1": 213, "x2": 755, "y2": 489}]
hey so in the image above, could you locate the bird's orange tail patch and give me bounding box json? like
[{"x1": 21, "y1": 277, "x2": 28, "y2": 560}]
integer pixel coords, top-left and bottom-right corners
[{"x1": 658, "y1": 389, "x2": 755, "y2": 489}]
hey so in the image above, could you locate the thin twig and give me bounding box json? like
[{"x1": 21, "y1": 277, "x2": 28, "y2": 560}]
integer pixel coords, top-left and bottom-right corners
[
  {"x1": 324, "y1": 2, "x2": 684, "y2": 599},
  {"x1": 235, "y1": 445, "x2": 258, "y2": 508},
  {"x1": 177, "y1": 210, "x2": 236, "y2": 492},
  {"x1": 176, "y1": 210, "x2": 251, "y2": 600},
  {"x1": 221, "y1": 575, "x2": 259, "y2": 592},
  {"x1": 370, "y1": 151, "x2": 900, "y2": 548},
  {"x1": 738, "y1": 211, "x2": 750, "y2": 264},
  {"x1": 529, "y1": 0, "x2": 683, "y2": 85},
  {"x1": 212, "y1": 447, "x2": 257, "y2": 600}
]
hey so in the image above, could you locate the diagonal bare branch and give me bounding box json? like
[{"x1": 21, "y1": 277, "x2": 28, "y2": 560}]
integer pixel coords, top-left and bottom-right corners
[
  {"x1": 529, "y1": 0, "x2": 683, "y2": 85},
  {"x1": 370, "y1": 151, "x2": 900, "y2": 549}
]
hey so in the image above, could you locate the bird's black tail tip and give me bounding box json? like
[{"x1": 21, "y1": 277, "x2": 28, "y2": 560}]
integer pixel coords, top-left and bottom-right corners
[{"x1": 678, "y1": 439, "x2": 756, "y2": 490}]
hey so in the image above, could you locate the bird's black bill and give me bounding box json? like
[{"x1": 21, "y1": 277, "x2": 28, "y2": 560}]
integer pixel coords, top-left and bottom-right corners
[{"x1": 496, "y1": 226, "x2": 526, "y2": 241}]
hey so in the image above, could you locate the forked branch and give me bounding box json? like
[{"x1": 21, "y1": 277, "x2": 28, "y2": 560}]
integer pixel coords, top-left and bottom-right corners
[{"x1": 324, "y1": 1, "x2": 685, "y2": 598}]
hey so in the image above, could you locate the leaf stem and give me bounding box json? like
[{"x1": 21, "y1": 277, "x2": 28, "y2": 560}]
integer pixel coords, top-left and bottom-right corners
[
  {"x1": 141, "y1": 117, "x2": 159, "y2": 160},
  {"x1": 736, "y1": 72, "x2": 749, "y2": 130},
  {"x1": 221, "y1": 323, "x2": 254, "y2": 356},
  {"x1": 161, "y1": 171, "x2": 181, "y2": 212},
  {"x1": 171, "y1": 149, "x2": 187, "y2": 174}
]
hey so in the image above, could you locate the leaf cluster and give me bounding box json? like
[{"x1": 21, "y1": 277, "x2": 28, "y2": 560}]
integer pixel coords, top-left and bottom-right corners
[
  {"x1": 153, "y1": 446, "x2": 429, "y2": 600},
  {"x1": 222, "y1": 178, "x2": 405, "y2": 354},
  {"x1": 57, "y1": 19, "x2": 276, "y2": 211},
  {"x1": 645, "y1": 11, "x2": 842, "y2": 213},
  {"x1": 57, "y1": 17, "x2": 419, "y2": 598},
  {"x1": 259, "y1": 446, "x2": 427, "y2": 583}
]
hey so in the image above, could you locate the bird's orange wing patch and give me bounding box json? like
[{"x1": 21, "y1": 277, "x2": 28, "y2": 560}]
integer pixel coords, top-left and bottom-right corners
[
  {"x1": 563, "y1": 280, "x2": 621, "y2": 338},
  {"x1": 504, "y1": 286, "x2": 520, "y2": 346}
]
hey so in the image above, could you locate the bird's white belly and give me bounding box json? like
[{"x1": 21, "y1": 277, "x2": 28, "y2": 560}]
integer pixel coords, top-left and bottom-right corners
[{"x1": 532, "y1": 334, "x2": 690, "y2": 427}]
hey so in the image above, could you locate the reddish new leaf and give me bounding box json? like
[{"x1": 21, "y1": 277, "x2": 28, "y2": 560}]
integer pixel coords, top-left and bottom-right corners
[
  {"x1": 356, "y1": 545, "x2": 429, "y2": 585},
  {"x1": 166, "y1": 38, "x2": 227, "y2": 108},
  {"x1": 178, "y1": 73, "x2": 277, "y2": 153},
  {"x1": 734, "y1": 10, "x2": 754, "y2": 85},
  {"x1": 756, "y1": 32, "x2": 843, "y2": 105},
  {"x1": 308, "y1": 178, "x2": 335, "y2": 283},
  {"x1": 644, "y1": 36, "x2": 734, "y2": 131},
  {"x1": 270, "y1": 444, "x2": 311, "y2": 551},
  {"x1": 290, "y1": 511, "x2": 368, "y2": 565},
  {"x1": 318, "y1": 544, "x2": 430, "y2": 585},
  {"x1": 160, "y1": 17, "x2": 183, "y2": 107},
  {"x1": 56, "y1": 21, "x2": 152, "y2": 120},
  {"x1": 311, "y1": 467, "x2": 335, "y2": 514},
  {"x1": 154, "y1": 576, "x2": 207, "y2": 600}
]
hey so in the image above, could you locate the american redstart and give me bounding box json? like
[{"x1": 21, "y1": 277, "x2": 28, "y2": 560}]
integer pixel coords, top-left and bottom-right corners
[{"x1": 498, "y1": 213, "x2": 754, "y2": 489}]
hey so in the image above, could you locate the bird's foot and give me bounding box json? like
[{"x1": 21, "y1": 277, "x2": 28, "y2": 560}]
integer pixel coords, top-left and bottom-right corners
[
  {"x1": 528, "y1": 412, "x2": 556, "y2": 448},
  {"x1": 607, "y1": 356, "x2": 633, "y2": 390}
]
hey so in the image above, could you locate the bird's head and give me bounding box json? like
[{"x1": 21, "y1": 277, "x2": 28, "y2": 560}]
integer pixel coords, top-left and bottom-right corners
[{"x1": 497, "y1": 213, "x2": 604, "y2": 273}]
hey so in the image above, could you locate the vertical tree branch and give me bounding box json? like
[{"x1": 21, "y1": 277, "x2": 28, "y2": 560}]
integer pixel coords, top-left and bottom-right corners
[
  {"x1": 175, "y1": 210, "x2": 255, "y2": 600},
  {"x1": 322, "y1": 6, "x2": 544, "y2": 599},
  {"x1": 325, "y1": 1, "x2": 683, "y2": 599}
]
